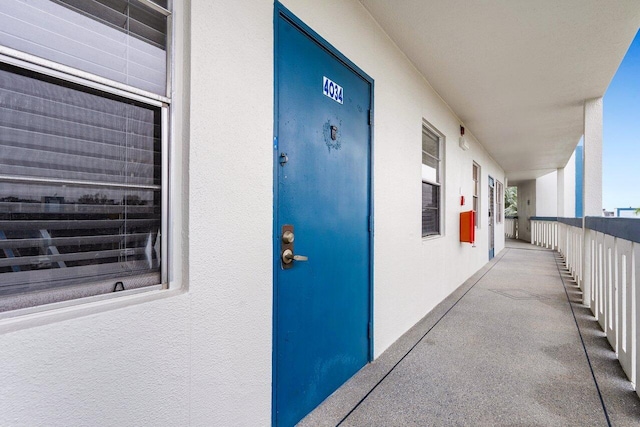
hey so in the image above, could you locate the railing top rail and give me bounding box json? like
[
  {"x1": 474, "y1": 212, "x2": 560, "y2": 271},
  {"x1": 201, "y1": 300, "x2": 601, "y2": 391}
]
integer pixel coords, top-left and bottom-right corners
[
  {"x1": 558, "y1": 217, "x2": 583, "y2": 228},
  {"x1": 585, "y1": 216, "x2": 640, "y2": 244},
  {"x1": 530, "y1": 216, "x2": 558, "y2": 221}
]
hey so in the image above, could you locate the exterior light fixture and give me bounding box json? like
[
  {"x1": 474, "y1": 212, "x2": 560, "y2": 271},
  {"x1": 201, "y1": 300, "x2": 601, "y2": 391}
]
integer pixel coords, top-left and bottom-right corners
[{"x1": 459, "y1": 125, "x2": 469, "y2": 151}]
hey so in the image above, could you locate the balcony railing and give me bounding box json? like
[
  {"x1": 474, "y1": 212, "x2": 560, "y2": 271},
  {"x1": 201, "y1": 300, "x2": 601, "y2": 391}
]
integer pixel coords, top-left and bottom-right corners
[
  {"x1": 530, "y1": 216, "x2": 558, "y2": 249},
  {"x1": 530, "y1": 216, "x2": 640, "y2": 396},
  {"x1": 505, "y1": 216, "x2": 518, "y2": 239}
]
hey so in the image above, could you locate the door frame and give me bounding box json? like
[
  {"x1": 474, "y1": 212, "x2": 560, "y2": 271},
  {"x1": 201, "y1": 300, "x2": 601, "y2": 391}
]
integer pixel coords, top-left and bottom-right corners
[
  {"x1": 272, "y1": 2, "x2": 375, "y2": 424},
  {"x1": 488, "y1": 175, "x2": 495, "y2": 260}
]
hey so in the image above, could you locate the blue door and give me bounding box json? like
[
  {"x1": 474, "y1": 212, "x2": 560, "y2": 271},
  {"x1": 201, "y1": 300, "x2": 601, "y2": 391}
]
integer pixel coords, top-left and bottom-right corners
[
  {"x1": 488, "y1": 176, "x2": 495, "y2": 260},
  {"x1": 274, "y1": 5, "x2": 372, "y2": 427}
]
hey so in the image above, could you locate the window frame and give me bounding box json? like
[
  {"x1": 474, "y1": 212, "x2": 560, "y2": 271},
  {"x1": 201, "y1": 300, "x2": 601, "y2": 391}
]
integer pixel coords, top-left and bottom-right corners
[
  {"x1": 0, "y1": 1, "x2": 173, "y2": 317},
  {"x1": 421, "y1": 121, "x2": 444, "y2": 238},
  {"x1": 472, "y1": 162, "x2": 480, "y2": 228}
]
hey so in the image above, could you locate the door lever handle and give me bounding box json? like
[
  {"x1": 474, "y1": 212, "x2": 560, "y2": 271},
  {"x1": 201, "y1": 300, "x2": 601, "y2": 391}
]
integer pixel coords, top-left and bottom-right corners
[{"x1": 282, "y1": 249, "x2": 308, "y2": 264}]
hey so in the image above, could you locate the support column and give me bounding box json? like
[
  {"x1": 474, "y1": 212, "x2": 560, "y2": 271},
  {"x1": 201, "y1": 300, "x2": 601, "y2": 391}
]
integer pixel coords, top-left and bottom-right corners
[
  {"x1": 583, "y1": 98, "x2": 603, "y2": 217},
  {"x1": 557, "y1": 167, "x2": 565, "y2": 217},
  {"x1": 581, "y1": 97, "x2": 603, "y2": 307}
]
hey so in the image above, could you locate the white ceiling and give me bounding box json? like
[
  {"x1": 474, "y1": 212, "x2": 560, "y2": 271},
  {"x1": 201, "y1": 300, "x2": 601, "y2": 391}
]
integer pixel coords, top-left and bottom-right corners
[{"x1": 360, "y1": 0, "x2": 640, "y2": 183}]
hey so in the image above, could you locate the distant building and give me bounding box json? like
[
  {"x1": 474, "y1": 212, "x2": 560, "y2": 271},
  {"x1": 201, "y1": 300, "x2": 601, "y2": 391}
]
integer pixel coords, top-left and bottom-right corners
[{"x1": 617, "y1": 207, "x2": 639, "y2": 218}]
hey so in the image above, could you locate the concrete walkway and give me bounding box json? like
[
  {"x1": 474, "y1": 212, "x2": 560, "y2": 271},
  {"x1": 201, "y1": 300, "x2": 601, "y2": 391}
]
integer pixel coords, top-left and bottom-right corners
[{"x1": 300, "y1": 240, "x2": 640, "y2": 426}]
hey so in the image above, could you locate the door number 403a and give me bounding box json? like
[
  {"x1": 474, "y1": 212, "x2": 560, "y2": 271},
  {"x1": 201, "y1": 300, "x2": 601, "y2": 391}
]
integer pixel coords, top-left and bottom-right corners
[{"x1": 323, "y1": 76, "x2": 343, "y2": 104}]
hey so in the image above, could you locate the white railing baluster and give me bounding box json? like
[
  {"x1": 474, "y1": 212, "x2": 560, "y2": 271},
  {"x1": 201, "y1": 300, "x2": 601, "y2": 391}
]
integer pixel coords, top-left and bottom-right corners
[
  {"x1": 617, "y1": 239, "x2": 633, "y2": 381},
  {"x1": 577, "y1": 231, "x2": 583, "y2": 289},
  {"x1": 604, "y1": 234, "x2": 617, "y2": 352},
  {"x1": 590, "y1": 232, "x2": 597, "y2": 318},
  {"x1": 504, "y1": 218, "x2": 518, "y2": 239},
  {"x1": 633, "y1": 242, "x2": 639, "y2": 392},
  {"x1": 597, "y1": 233, "x2": 606, "y2": 331}
]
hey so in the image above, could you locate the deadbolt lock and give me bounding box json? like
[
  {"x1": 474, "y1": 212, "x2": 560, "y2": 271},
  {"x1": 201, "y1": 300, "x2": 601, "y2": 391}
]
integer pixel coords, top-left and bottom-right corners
[{"x1": 282, "y1": 230, "x2": 294, "y2": 244}]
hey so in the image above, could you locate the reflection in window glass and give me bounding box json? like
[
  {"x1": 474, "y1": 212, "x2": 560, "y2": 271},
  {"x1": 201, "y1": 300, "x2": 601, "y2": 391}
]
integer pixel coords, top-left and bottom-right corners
[
  {"x1": 0, "y1": 64, "x2": 161, "y2": 310},
  {"x1": 1, "y1": 0, "x2": 169, "y2": 95},
  {"x1": 54, "y1": 0, "x2": 168, "y2": 48},
  {"x1": 422, "y1": 128, "x2": 439, "y2": 182}
]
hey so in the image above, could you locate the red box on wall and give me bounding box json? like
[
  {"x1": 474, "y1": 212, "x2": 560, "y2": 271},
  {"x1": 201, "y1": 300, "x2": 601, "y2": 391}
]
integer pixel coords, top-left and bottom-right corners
[{"x1": 460, "y1": 210, "x2": 475, "y2": 244}]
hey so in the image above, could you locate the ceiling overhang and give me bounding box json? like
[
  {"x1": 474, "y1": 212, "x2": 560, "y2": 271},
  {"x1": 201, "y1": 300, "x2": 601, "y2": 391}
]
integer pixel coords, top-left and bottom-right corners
[{"x1": 360, "y1": 0, "x2": 640, "y2": 182}]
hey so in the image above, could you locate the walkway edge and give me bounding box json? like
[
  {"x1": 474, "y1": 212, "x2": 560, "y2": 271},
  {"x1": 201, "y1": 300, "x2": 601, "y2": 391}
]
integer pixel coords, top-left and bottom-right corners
[
  {"x1": 553, "y1": 254, "x2": 612, "y2": 427},
  {"x1": 298, "y1": 249, "x2": 510, "y2": 427}
]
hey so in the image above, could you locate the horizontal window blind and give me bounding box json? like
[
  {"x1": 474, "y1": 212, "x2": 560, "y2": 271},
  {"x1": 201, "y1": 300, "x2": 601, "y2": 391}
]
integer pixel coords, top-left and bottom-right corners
[
  {"x1": 422, "y1": 125, "x2": 441, "y2": 236},
  {"x1": 0, "y1": 0, "x2": 168, "y2": 95},
  {"x1": 0, "y1": 64, "x2": 161, "y2": 308},
  {"x1": 422, "y1": 182, "x2": 439, "y2": 236},
  {"x1": 52, "y1": 0, "x2": 168, "y2": 49}
]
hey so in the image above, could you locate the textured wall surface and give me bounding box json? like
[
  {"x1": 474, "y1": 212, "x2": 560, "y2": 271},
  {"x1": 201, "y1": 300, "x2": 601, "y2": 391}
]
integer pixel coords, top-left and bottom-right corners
[
  {"x1": 536, "y1": 171, "x2": 559, "y2": 217},
  {"x1": 530, "y1": 149, "x2": 579, "y2": 220},
  {"x1": 2, "y1": 1, "x2": 275, "y2": 425},
  {"x1": 0, "y1": 297, "x2": 192, "y2": 426},
  {"x1": 518, "y1": 180, "x2": 537, "y2": 242},
  {"x1": 564, "y1": 150, "x2": 577, "y2": 217},
  {"x1": 187, "y1": 0, "x2": 274, "y2": 425}
]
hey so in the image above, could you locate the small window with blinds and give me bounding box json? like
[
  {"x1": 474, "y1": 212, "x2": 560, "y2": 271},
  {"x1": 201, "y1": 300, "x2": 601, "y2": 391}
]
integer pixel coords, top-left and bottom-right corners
[
  {"x1": 0, "y1": 63, "x2": 163, "y2": 312},
  {"x1": 422, "y1": 124, "x2": 442, "y2": 237}
]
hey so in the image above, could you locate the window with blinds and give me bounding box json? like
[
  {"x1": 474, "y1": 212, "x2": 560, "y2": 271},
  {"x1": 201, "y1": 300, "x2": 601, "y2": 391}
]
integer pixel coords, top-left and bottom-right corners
[
  {"x1": 421, "y1": 125, "x2": 442, "y2": 237},
  {"x1": 0, "y1": 0, "x2": 170, "y2": 313},
  {"x1": 0, "y1": 0, "x2": 170, "y2": 95},
  {"x1": 473, "y1": 162, "x2": 480, "y2": 228},
  {"x1": 0, "y1": 63, "x2": 162, "y2": 312}
]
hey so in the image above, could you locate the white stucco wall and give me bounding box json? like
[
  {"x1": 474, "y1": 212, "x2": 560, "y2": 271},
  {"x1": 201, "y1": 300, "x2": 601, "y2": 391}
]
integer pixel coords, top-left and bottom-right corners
[
  {"x1": 517, "y1": 180, "x2": 536, "y2": 242},
  {"x1": 0, "y1": 1, "x2": 506, "y2": 426},
  {"x1": 530, "y1": 149, "x2": 579, "y2": 220},
  {"x1": 536, "y1": 171, "x2": 558, "y2": 217},
  {"x1": 188, "y1": 1, "x2": 274, "y2": 425},
  {"x1": 583, "y1": 98, "x2": 603, "y2": 216},
  {"x1": 563, "y1": 150, "x2": 577, "y2": 217}
]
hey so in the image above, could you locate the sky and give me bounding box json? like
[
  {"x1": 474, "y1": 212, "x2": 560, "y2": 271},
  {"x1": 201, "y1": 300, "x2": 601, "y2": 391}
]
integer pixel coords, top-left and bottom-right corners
[{"x1": 602, "y1": 29, "x2": 640, "y2": 211}]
